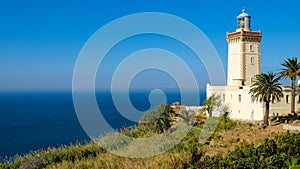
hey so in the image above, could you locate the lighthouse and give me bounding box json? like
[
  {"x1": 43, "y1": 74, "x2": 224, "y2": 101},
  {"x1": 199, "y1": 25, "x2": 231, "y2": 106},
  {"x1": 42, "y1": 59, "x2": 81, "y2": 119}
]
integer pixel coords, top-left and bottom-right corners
[
  {"x1": 206, "y1": 9, "x2": 265, "y2": 120},
  {"x1": 207, "y1": 9, "x2": 300, "y2": 121},
  {"x1": 226, "y1": 9, "x2": 262, "y2": 86}
]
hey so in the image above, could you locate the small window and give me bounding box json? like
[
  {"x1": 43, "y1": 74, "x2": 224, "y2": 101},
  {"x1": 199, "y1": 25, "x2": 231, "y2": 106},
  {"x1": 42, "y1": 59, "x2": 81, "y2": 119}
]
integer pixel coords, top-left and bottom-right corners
[
  {"x1": 238, "y1": 94, "x2": 242, "y2": 102},
  {"x1": 250, "y1": 57, "x2": 254, "y2": 65},
  {"x1": 250, "y1": 44, "x2": 254, "y2": 52},
  {"x1": 286, "y1": 95, "x2": 289, "y2": 103}
]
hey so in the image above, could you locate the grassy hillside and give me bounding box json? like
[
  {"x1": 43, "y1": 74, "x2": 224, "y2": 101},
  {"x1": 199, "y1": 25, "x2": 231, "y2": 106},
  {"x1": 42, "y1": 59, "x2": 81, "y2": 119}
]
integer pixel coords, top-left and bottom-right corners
[{"x1": 1, "y1": 105, "x2": 300, "y2": 169}]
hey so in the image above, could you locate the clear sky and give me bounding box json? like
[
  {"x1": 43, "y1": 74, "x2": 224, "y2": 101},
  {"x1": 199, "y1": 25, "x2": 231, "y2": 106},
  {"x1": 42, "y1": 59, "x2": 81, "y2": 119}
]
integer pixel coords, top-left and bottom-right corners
[{"x1": 1, "y1": 0, "x2": 300, "y2": 92}]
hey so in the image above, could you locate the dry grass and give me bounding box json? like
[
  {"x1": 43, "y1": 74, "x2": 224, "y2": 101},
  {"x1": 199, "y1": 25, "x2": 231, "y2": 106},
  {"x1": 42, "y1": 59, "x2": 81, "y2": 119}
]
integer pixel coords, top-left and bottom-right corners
[
  {"x1": 3, "y1": 116, "x2": 300, "y2": 169},
  {"x1": 44, "y1": 122, "x2": 299, "y2": 169},
  {"x1": 203, "y1": 122, "x2": 297, "y2": 156},
  {"x1": 46, "y1": 151, "x2": 193, "y2": 169}
]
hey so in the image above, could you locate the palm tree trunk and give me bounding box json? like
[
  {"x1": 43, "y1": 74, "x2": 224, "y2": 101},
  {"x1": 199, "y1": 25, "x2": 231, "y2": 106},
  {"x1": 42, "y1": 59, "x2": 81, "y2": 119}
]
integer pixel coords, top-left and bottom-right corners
[
  {"x1": 209, "y1": 106, "x2": 213, "y2": 117},
  {"x1": 264, "y1": 101, "x2": 270, "y2": 128},
  {"x1": 291, "y1": 78, "x2": 296, "y2": 114}
]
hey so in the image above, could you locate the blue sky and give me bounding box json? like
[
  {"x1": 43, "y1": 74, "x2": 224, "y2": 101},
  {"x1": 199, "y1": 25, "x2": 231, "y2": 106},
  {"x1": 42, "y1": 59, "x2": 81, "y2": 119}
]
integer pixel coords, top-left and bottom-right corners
[{"x1": 1, "y1": 0, "x2": 300, "y2": 92}]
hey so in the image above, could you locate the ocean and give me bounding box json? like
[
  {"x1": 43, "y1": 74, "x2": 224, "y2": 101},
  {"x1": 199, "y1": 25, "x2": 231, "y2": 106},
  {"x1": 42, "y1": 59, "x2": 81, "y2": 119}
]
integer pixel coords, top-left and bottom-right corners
[{"x1": 0, "y1": 91, "x2": 205, "y2": 160}]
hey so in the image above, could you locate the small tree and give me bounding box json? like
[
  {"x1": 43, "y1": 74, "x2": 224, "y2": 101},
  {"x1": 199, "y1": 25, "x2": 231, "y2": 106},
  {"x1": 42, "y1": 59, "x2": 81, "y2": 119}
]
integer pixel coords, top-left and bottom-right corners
[
  {"x1": 250, "y1": 72, "x2": 283, "y2": 128},
  {"x1": 203, "y1": 94, "x2": 222, "y2": 117}
]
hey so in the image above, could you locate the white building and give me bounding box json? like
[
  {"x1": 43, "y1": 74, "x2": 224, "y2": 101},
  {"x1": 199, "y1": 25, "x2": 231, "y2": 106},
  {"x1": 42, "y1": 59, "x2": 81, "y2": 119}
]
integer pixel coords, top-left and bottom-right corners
[{"x1": 206, "y1": 9, "x2": 300, "y2": 121}]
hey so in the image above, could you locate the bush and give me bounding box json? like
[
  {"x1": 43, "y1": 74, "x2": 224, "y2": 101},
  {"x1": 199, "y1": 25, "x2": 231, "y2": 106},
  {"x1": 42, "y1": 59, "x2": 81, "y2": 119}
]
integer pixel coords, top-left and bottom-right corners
[
  {"x1": 217, "y1": 113, "x2": 237, "y2": 131},
  {"x1": 195, "y1": 132, "x2": 300, "y2": 168}
]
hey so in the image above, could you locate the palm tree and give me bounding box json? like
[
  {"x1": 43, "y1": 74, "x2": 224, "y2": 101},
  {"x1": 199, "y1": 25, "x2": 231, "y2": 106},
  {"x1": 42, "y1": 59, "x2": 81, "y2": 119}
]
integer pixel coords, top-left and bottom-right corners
[
  {"x1": 177, "y1": 110, "x2": 197, "y2": 125},
  {"x1": 157, "y1": 113, "x2": 171, "y2": 132},
  {"x1": 203, "y1": 94, "x2": 222, "y2": 117},
  {"x1": 250, "y1": 72, "x2": 283, "y2": 128},
  {"x1": 279, "y1": 57, "x2": 300, "y2": 115}
]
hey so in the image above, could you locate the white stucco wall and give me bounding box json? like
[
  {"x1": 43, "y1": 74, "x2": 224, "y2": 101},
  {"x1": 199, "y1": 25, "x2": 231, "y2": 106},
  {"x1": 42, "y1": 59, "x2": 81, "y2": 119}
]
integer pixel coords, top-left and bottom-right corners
[
  {"x1": 206, "y1": 84, "x2": 264, "y2": 121},
  {"x1": 269, "y1": 86, "x2": 300, "y2": 115},
  {"x1": 207, "y1": 84, "x2": 300, "y2": 121},
  {"x1": 227, "y1": 42, "x2": 242, "y2": 86}
]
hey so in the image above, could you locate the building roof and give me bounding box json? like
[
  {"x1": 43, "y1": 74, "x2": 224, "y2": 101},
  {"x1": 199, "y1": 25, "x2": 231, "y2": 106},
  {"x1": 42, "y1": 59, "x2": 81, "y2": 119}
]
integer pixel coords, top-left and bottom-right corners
[{"x1": 237, "y1": 9, "x2": 250, "y2": 18}]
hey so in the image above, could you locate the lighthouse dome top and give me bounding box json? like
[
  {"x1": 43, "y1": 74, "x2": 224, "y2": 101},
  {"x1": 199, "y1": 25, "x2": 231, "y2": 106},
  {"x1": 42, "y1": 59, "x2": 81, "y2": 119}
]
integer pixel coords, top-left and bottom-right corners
[
  {"x1": 236, "y1": 9, "x2": 251, "y2": 31},
  {"x1": 237, "y1": 9, "x2": 250, "y2": 18}
]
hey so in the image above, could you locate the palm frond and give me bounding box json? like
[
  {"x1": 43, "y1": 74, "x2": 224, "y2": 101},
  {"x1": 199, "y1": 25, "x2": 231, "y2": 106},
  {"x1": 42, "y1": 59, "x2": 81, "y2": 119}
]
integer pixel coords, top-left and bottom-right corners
[
  {"x1": 279, "y1": 57, "x2": 300, "y2": 80},
  {"x1": 250, "y1": 72, "x2": 283, "y2": 103}
]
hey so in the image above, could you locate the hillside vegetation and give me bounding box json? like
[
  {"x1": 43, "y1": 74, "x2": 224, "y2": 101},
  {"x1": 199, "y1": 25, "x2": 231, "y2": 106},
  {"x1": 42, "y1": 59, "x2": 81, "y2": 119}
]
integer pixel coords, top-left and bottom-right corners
[{"x1": 1, "y1": 105, "x2": 300, "y2": 169}]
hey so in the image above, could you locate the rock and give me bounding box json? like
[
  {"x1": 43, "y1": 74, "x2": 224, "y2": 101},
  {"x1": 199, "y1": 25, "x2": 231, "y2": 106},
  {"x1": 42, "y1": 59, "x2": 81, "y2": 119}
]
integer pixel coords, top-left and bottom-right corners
[
  {"x1": 20, "y1": 158, "x2": 43, "y2": 169},
  {"x1": 291, "y1": 120, "x2": 300, "y2": 125}
]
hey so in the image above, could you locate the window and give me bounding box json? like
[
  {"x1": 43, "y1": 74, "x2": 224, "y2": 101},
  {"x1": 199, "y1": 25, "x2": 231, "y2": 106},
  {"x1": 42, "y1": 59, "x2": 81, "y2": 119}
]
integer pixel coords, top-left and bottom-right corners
[
  {"x1": 286, "y1": 95, "x2": 289, "y2": 103},
  {"x1": 250, "y1": 57, "x2": 254, "y2": 65},
  {"x1": 238, "y1": 94, "x2": 242, "y2": 102},
  {"x1": 250, "y1": 44, "x2": 254, "y2": 52},
  {"x1": 237, "y1": 18, "x2": 245, "y2": 28}
]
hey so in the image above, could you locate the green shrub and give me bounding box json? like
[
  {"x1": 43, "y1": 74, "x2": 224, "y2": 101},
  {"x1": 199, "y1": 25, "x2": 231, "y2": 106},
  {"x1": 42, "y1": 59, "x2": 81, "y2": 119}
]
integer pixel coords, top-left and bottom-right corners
[
  {"x1": 286, "y1": 157, "x2": 300, "y2": 168},
  {"x1": 211, "y1": 133, "x2": 223, "y2": 141},
  {"x1": 217, "y1": 114, "x2": 237, "y2": 131}
]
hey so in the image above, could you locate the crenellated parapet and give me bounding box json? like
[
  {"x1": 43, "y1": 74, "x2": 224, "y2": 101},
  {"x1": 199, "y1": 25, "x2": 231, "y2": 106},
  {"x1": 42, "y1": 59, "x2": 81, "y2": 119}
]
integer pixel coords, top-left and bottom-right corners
[{"x1": 227, "y1": 30, "x2": 262, "y2": 43}]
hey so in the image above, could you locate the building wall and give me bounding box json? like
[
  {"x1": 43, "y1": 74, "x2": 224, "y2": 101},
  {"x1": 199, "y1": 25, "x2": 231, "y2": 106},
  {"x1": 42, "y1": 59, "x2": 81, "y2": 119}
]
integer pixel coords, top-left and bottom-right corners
[
  {"x1": 226, "y1": 30, "x2": 262, "y2": 86},
  {"x1": 185, "y1": 106, "x2": 205, "y2": 115},
  {"x1": 207, "y1": 84, "x2": 300, "y2": 121},
  {"x1": 227, "y1": 42, "x2": 242, "y2": 86},
  {"x1": 206, "y1": 84, "x2": 264, "y2": 121},
  {"x1": 244, "y1": 42, "x2": 260, "y2": 86},
  {"x1": 269, "y1": 86, "x2": 300, "y2": 115}
]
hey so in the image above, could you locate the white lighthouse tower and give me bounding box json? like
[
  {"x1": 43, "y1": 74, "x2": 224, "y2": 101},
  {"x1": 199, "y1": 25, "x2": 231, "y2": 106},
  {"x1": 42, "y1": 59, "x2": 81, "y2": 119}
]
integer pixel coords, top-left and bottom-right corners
[
  {"x1": 206, "y1": 9, "x2": 265, "y2": 120},
  {"x1": 227, "y1": 9, "x2": 262, "y2": 86},
  {"x1": 207, "y1": 9, "x2": 300, "y2": 121}
]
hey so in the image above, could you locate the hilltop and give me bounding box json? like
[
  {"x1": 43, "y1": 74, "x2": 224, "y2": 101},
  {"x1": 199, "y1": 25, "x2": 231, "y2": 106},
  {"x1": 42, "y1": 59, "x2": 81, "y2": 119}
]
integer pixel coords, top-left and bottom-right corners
[{"x1": 1, "y1": 104, "x2": 300, "y2": 169}]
